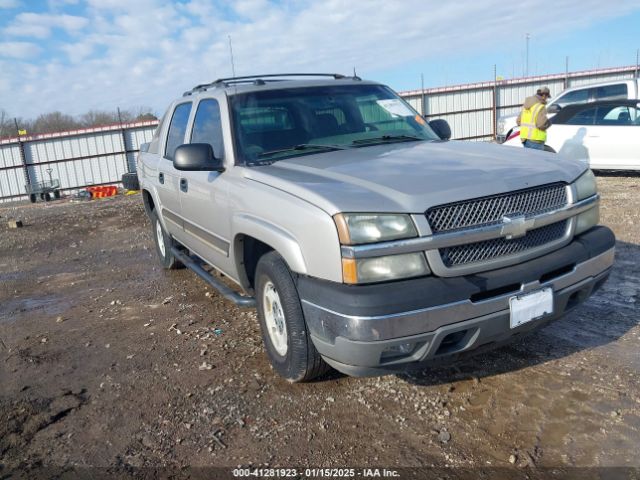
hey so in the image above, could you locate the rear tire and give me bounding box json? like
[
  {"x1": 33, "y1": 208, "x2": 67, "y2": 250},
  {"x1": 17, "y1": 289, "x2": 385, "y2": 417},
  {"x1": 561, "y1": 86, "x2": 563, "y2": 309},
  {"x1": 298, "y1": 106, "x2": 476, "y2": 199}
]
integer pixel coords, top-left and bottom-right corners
[
  {"x1": 29, "y1": 194, "x2": 37, "y2": 203},
  {"x1": 150, "y1": 209, "x2": 183, "y2": 270},
  {"x1": 255, "y1": 251, "x2": 330, "y2": 382},
  {"x1": 122, "y1": 172, "x2": 140, "y2": 191},
  {"x1": 54, "y1": 189, "x2": 61, "y2": 199}
]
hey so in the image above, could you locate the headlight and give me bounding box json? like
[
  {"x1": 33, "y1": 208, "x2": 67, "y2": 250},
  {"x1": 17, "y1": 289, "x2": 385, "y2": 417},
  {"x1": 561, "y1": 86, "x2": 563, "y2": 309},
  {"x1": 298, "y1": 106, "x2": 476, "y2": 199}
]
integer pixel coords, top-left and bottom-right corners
[
  {"x1": 334, "y1": 213, "x2": 417, "y2": 245},
  {"x1": 575, "y1": 204, "x2": 600, "y2": 235},
  {"x1": 342, "y1": 253, "x2": 430, "y2": 284},
  {"x1": 574, "y1": 169, "x2": 597, "y2": 200}
]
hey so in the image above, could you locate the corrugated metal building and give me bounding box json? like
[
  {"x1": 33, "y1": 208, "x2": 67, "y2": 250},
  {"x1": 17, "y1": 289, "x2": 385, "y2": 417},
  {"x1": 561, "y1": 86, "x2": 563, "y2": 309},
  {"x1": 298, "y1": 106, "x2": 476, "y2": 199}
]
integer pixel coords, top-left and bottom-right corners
[{"x1": 400, "y1": 64, "x2": 639, "y2": 141}]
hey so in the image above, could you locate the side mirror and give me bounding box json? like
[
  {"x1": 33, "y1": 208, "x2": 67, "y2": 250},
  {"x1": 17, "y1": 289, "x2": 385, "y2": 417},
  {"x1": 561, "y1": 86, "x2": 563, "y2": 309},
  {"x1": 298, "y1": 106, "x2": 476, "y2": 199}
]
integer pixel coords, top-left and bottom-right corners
[
  {"x1": 428, "y1": 119, "x2": 451, "y2": 140},
  {"x1": 173, "y1": 143, "x2": 224, "y2": 172},
  {"x1": 547, "y1": 104, "x2": 561, "y2": 114}
]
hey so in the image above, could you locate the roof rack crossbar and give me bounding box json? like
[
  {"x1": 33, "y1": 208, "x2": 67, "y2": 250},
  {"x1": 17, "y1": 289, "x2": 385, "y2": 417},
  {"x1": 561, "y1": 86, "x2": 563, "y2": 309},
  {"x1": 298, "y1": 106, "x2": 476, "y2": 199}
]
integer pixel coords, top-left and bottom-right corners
[{"x1": 183, "y1": 73, "x2": 359, "y2": 96}]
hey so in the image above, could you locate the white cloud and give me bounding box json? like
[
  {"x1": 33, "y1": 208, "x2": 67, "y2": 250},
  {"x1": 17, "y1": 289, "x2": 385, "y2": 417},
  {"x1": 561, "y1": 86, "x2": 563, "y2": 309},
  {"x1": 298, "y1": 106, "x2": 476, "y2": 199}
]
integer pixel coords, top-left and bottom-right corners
[
  {"x1": 48, "y1": 0, "x2": 79, "y2": 9},
  {"x1": 4, "y1": 12, "x2": 88, "y2": 38},
  {"x1": 0, "y1": 0, "x2": 20, "y2": 8},
  {"x1": 2, "y1": 0, "x2": 640, "y2": 118},
  {"x1": 0, "y1": 41, "x2": 41, "y2": 58}
]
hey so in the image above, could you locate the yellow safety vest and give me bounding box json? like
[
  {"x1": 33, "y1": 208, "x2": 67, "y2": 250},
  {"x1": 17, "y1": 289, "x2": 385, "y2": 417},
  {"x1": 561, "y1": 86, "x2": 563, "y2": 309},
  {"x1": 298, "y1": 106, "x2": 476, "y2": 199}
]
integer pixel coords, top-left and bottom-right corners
[{"x1": 519, "y1": 102, "x2": 547, "y2": 142}]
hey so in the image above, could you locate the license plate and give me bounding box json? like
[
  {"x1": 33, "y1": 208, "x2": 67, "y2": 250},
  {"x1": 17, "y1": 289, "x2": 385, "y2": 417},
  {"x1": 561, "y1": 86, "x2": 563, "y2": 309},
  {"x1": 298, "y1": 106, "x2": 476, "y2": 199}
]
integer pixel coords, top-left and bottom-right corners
[{"x1": 509, "y1": 288, "x2": 553, "y2": 329}]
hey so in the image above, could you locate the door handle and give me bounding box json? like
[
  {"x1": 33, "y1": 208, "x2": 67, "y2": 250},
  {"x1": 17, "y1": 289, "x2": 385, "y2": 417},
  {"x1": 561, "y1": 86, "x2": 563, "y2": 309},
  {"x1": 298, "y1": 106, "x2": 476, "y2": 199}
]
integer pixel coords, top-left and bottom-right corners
[
  {"x1": 158, "y1": 172, "x2": 164, "y2": 184},
  {"x1": 180, "y1": 178, "x2": 188, "y2": 193}
]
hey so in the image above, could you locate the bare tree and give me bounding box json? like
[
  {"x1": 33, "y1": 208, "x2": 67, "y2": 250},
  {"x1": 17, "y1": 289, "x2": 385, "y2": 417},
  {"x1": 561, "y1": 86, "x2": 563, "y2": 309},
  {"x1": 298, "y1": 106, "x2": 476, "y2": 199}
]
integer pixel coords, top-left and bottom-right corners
[
  {"x1": 0, "y1": 109, "x2": 7, "y2": 138},
  {"x1": 32, "y1": 111, "x2": 81, "y2": 134},
  {"x1": 0, "y1": 106, "x2": 158, "y2": 137},
  {"x1": 80, "y1": 110, "x2": 119, "y2": 127}
]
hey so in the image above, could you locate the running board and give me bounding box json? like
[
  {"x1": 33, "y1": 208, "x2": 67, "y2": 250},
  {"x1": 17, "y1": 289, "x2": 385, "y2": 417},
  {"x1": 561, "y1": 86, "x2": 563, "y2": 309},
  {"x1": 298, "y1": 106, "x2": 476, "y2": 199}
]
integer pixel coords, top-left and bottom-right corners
[{"x1": 171, "y1": 247, "x2": 257, "y2": 308}]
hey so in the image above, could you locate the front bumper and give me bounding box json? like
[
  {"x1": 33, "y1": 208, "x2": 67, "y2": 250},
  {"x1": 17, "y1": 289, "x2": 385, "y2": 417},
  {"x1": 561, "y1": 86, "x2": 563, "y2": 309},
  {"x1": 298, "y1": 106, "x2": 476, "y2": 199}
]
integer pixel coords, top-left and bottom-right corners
[{"x1": 297, "y1": 226, "x2": 615, "y2": 376}]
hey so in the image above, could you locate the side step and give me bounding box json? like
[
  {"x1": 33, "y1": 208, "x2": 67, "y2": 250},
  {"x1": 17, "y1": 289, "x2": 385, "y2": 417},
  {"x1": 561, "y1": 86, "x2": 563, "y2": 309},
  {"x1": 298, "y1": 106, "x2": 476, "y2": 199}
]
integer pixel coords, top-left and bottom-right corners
[{"x1": 171, "y1": 247, "x2": 257, "y2": 308}]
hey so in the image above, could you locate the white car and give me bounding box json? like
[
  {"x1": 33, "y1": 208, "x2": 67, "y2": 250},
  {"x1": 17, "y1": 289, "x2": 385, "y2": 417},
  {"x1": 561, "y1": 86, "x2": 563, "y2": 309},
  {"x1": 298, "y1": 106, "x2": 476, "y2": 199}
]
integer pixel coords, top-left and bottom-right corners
[
  {"x1": 502, "y1": 100, "x2": 640, "y2": 171},
  {"x1": 497, "y1": 79, "x2": 640, "y2": 143}
]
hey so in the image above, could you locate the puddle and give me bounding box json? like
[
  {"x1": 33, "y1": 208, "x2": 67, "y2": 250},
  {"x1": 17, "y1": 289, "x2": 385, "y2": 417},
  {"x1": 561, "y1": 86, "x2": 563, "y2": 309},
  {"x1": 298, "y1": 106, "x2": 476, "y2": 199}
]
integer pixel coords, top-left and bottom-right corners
[{"x1": 0, "y1": 295, "x2": 70, "y2": 322}]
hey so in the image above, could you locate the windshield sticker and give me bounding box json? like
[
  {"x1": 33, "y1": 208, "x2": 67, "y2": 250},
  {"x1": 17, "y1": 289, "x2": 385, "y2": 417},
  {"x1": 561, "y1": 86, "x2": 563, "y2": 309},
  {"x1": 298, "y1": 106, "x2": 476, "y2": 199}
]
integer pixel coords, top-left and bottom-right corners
[{"x1": 376, "y1": 99, "x2": 414, "y2": 117}]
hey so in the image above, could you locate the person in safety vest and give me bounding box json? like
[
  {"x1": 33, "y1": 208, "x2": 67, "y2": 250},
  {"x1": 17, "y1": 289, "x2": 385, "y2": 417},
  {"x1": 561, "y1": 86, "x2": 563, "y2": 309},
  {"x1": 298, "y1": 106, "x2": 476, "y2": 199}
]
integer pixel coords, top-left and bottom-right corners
[{"x1": 516, "y1": 86, "x2": 552, "y2": 150}]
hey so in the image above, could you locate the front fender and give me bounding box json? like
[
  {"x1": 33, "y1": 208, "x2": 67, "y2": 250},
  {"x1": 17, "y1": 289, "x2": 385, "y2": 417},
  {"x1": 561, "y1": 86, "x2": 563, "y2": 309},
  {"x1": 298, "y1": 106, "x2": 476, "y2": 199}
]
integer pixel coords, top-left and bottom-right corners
[{"x1": 232, "y1": 213, "x2": 307, "y2": 275}]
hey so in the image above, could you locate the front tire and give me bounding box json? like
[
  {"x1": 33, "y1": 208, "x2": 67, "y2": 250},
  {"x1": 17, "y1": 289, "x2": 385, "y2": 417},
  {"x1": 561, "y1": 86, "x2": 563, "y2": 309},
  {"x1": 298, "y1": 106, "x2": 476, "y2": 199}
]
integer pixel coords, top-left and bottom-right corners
[
  {"x1": 255, "y1": 251, "x2": 330, "y2": 382},
  {"x1": 150, "y1": 210, "x2": 183, "y2": 270}
]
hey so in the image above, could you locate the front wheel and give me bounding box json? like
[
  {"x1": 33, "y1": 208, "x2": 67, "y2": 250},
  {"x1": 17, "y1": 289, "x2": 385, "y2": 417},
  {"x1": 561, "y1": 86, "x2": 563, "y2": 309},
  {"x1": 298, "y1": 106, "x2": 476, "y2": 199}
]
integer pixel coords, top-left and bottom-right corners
[
  {"x1": 149, "y1": 210, "x2": 183, "y2": 269},
  {"x1": 255, "y1": 251, "x2": 330, "y2": 382}
]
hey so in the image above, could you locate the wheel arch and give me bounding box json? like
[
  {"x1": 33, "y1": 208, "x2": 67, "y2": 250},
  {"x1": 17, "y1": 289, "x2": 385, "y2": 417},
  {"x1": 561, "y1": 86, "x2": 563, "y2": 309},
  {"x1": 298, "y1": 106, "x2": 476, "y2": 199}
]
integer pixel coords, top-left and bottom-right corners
[
  {"x1": 232, "y1": 214, "x2": 307, "y2": 294},
  {"x1": 142, "y1": 189, "x2": 156, "y2": 216}
]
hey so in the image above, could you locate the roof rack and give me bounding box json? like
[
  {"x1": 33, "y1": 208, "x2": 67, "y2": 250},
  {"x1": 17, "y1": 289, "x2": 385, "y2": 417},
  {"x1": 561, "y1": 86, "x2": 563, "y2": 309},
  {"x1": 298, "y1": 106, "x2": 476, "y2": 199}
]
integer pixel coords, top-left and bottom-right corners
[{"x1": 183, "y1": 73, "x2": 361, "y2": 96}]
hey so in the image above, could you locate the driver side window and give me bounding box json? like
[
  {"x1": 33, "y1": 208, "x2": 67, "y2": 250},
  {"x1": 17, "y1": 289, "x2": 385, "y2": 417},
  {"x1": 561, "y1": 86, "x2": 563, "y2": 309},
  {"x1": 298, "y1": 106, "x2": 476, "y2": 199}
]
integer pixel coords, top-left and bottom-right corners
[{"x1": 191, "y1": 99, "x2": 225, "y2": 158}]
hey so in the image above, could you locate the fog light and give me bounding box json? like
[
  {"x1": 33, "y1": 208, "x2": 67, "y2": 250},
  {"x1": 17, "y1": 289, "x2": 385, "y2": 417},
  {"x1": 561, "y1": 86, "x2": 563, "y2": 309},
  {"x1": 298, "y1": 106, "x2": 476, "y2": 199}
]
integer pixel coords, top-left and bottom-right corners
[{"x1": 381, "y1": 342, "x2": 415, "y2": 359}]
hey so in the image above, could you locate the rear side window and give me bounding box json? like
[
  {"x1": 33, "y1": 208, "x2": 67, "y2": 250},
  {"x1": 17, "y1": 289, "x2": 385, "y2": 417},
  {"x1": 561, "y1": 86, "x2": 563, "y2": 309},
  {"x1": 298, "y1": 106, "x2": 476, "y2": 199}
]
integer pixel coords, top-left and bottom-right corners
[
  {"x1": 147, "y1": 111, "x2": 167, "y2": 154},
  {"x1": 190, "y1": 99, "x2": 225, "y2": 158},
  {"x1": 597, "y1": 105, "x2": 640, "y2": 125},
  {"x1": 594, "y1": 84, "x2": 627, "y2": 101},
  {"x1": 555, "y1": 88, "x2": 589, "y2": 108},
  {"x1": 164, "y1": 102, "x2": 192, "y2": 160}
]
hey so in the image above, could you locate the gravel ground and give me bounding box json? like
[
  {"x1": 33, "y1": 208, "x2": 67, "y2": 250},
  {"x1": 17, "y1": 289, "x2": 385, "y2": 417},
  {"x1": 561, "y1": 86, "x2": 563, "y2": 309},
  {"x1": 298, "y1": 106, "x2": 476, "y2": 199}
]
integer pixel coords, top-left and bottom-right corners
[{"x1": 0, "y1": 175, "x2": 638, "y2": 478}]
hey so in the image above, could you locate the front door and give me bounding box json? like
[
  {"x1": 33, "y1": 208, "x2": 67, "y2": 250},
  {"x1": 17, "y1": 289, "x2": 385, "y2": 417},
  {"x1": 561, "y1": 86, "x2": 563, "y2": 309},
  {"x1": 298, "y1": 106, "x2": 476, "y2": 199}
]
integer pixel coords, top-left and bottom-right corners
[
  {"x1": 157, "y1": 101, "x2": 192, "y2": 240},
  {"x1": 177, "y1": 98, "x2": 233, "y2": 273}
]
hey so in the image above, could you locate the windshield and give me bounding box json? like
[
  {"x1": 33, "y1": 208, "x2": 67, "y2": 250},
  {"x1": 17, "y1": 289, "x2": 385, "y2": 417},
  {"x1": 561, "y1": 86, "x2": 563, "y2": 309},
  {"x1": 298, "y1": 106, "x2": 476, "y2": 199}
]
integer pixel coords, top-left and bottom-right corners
[{"x1": 229, "y1": 84, "x2": 439, "y2": 163}]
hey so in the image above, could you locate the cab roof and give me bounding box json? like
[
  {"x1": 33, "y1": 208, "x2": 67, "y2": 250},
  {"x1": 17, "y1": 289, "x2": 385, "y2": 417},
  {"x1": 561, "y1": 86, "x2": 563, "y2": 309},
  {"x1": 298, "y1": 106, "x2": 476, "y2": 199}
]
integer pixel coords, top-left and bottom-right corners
[{"x1": 181, "y1": 73, "x2": 375, "y2": 97}]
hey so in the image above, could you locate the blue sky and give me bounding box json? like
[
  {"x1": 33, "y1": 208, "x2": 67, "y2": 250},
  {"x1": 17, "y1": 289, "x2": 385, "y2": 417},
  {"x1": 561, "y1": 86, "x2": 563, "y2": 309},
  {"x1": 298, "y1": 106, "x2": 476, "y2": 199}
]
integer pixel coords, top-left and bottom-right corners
[{"x1": 1, "y1": 0, "x2": 640, "y2": 119}]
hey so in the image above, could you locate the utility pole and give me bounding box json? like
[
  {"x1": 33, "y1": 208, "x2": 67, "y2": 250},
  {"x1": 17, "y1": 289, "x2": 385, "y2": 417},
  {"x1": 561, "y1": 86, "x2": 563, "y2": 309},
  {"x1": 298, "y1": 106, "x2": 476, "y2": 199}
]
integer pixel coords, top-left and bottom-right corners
[
  {"x1": 525, "y1": 33, "x2": 530, "y2": 77},
  {"x1": 636, "y1": 48, "x2": 639, "y2": 79},
  {"x1": 564, "y1": 56, "x2": 569, "y2": 89},
  {"x1": 14, "y1": 118, "x2": 30, "y2": 189},
  {"x1": 421, "y1": 73, "x2": 426, "y2": 116},
  {"x1": 117, "y1": 107, "x2": 131, "y2": 173},
  {"x1": 492, "y1": 64, "x2": 498, "y2": 140}
]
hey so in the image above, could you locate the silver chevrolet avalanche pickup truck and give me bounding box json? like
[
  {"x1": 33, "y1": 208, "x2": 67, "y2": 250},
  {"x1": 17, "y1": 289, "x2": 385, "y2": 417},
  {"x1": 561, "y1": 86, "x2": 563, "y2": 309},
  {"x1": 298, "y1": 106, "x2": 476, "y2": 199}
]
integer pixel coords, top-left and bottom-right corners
[{"x1": 137, "y1": 73, "x2": 615, "y2": 382}]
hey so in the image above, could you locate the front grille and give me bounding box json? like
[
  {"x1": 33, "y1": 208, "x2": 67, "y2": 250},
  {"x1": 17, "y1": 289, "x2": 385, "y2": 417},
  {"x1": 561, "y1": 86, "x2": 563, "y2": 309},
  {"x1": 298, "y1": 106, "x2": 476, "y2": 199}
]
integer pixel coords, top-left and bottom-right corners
[
  {"x1": 440, "y1": 220, "x2": 568, "y2": 267},
  {"x1": 426, "y1": 183, "x2": 568, "y2": 233}
]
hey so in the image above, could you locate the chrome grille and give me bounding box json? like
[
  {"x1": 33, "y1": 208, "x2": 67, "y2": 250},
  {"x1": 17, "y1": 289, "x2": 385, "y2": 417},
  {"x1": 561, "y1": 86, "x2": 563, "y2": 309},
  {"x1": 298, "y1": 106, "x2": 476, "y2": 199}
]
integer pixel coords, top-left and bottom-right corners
[
  {"x1": 426, "y1": 183, "x2": 567, "y2": 233},
  {"x1": 440, "y1": 220, "x2": 568, "y2": 267}
]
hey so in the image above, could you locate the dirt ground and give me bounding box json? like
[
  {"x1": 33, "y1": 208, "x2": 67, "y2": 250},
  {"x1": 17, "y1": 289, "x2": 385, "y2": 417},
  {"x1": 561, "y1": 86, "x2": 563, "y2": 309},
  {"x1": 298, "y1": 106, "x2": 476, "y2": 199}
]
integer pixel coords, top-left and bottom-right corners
[{"x1": 0, "y1": 175, "x2": 639, "y2": 478}]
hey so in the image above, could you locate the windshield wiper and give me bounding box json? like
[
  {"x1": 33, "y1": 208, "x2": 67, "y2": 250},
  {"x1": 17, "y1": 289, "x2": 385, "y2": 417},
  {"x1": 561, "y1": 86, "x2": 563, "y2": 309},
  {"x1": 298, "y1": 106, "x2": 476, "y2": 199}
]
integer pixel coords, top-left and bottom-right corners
[
  {"x1": 256, "y1": 143, "x2": 348, "y2": 159},
  {"x1": 351, "y1": 134, "x2": 424, "y2": 146}
]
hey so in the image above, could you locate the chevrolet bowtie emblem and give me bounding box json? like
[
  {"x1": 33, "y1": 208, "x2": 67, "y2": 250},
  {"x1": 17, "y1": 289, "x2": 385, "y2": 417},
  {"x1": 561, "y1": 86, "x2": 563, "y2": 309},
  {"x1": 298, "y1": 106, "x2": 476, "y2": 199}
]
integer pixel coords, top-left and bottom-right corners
[{"x1": 501, "y1": 214, "x2": 535, "y2": 239}]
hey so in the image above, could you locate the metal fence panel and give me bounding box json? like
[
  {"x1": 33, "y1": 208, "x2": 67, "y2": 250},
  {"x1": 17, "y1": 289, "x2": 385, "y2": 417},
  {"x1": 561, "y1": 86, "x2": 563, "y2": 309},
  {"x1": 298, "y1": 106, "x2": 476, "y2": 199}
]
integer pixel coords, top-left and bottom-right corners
[{"x1": 0, "y1": 120, "x2": 158, "y2": 202}]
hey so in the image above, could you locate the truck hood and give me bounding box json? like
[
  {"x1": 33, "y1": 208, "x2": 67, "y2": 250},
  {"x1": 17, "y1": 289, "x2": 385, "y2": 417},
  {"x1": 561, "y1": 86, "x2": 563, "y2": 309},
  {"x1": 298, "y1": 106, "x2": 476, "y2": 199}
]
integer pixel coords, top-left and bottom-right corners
[{"x1": 242, "y1": 140, "x2": 587, "y2": 215}]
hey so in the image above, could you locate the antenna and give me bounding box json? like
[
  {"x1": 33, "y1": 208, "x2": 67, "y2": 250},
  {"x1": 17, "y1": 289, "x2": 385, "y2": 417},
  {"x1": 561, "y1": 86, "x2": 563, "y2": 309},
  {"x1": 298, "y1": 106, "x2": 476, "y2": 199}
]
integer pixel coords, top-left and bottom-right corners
[{"x1": 228, "y1": 35, "x2": 236, "y2": 78}]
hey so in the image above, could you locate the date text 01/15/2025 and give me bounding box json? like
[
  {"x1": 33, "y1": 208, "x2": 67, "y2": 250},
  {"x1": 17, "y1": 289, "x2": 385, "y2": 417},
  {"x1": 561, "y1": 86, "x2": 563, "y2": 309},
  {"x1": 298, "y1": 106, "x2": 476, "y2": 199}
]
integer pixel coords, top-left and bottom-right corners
[{"x1": 232, "y1": 468, "x2": 400, "y2": 477}]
